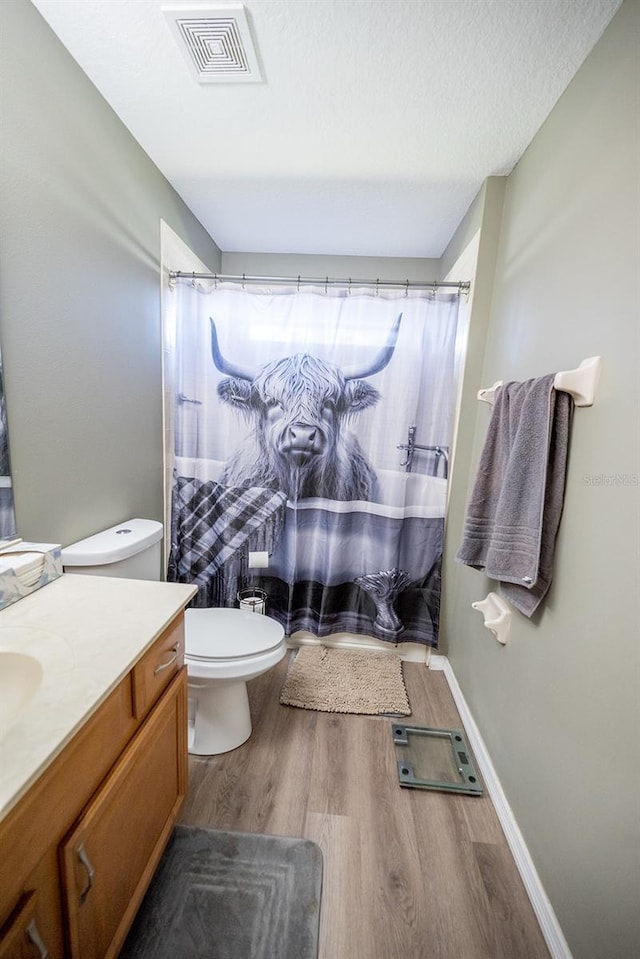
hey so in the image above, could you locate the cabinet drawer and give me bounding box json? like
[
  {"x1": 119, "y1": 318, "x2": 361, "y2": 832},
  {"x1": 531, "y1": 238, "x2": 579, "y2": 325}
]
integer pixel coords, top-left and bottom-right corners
[
  {"x1": 0, "y1": 891, "x2": 49, "y2": 959},
  {"x1": 61, "y1": 668, "x2": 187, "y2": 959},
  {"x1": 132, "y1": 614, "x2": 184, "y2": 719}
]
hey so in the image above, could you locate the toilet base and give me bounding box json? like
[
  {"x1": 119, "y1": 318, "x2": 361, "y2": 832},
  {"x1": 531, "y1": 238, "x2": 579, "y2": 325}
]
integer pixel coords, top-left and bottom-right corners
[{"x1": 187, "y1": 678, "x2": 252, "y2": 755}]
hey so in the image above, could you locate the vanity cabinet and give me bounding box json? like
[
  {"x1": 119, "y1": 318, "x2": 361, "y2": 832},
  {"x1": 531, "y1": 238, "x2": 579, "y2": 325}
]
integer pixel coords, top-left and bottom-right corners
[
  {"x1": 61, "y1": 669, "x2": 186, "y2": 959},
  {"x1": 0, "y1": 613, "x2": 187, "y2": 959}
]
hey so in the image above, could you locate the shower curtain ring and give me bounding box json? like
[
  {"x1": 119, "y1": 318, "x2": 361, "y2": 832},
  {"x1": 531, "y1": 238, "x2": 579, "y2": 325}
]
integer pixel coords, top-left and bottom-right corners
[
  {"x1": 297, "y1": 275, "x2": 301, "y2": 292},
  {"x1": 325, "y1": 276, "x2": 328, "y2": 294},
  {"x1": 348, "y1": 277, "x2": 352, "y2": 295},
  {"x1": 242, "y1": 273, "x2": 246, "y2": 290},
  {"x1": 405, "y1": 280, "x2": 409, "y2": 297},
  {"x1": 375, "y1": 278, "x2": 379, "y2": 297},
  {"x1": 191, "y1": 271, "x2": 196, "y2": 288},
  {"x1": 214, "y1": 273, "x2": 218, "y2": 289}
]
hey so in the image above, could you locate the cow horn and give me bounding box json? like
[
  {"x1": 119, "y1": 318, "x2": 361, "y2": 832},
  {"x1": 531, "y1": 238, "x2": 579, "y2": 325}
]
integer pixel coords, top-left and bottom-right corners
[
  {"x1": 342, "y1": 314, "x2": 402, "y2": 380},
  {"x1": 210, "y1": 318, "x2": 255, "y2": 381}
]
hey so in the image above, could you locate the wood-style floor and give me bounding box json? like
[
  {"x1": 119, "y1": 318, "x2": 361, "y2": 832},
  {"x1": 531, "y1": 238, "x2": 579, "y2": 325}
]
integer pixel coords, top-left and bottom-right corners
[{"x1": 179, "y1": 652, "x2": 551, "y2": 959}]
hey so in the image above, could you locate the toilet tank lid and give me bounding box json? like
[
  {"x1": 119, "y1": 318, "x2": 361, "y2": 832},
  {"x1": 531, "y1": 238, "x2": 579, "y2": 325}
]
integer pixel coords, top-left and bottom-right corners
[{"x1": 62, "y1": 519, "x2": 163, "y2": 566}]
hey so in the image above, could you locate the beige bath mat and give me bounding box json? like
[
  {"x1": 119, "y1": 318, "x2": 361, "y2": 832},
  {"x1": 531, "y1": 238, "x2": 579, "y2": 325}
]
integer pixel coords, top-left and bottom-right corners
[{"x1": 279, "y1": 645, "x2": 411, "y2": 716}]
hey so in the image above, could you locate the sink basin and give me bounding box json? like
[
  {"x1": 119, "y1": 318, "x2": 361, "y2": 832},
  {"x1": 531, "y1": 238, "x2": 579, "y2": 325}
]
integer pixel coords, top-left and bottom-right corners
[{"x1": 0, "y1": 649, "x2": 43, "y2": 740}]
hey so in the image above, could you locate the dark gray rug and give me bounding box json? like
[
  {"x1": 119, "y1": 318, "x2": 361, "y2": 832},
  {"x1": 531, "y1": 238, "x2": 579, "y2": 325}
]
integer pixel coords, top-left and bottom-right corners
[{"x1": 120, "y1": 825, "x2": 323, "y2": 959}]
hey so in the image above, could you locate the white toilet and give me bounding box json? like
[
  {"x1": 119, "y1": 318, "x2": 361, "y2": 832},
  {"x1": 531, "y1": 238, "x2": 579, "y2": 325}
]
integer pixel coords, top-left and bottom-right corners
[{"x1": 61, "y1": 518, "x2": 286, "y2": 755}]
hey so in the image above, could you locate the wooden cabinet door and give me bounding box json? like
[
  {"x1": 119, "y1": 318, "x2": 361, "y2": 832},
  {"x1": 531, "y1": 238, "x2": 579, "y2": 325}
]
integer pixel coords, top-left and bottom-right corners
[{"x1": 60, "y1": 668, "x2": 187, "y2": 959}]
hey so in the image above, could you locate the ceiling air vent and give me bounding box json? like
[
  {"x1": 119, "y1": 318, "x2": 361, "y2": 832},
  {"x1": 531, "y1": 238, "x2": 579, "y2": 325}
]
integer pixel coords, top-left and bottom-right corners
[{"x1": 163, "y1": 4, "x2": 262, "y2": 83}]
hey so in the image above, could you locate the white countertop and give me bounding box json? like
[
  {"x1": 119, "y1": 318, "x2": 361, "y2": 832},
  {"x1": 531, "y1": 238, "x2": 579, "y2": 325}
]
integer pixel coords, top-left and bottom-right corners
[{"x1": 0, "y1": 574, "x2": 197, "y2": 822}]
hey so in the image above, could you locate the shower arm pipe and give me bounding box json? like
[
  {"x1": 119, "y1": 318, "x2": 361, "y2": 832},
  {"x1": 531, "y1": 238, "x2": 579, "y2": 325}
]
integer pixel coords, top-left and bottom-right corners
[{"x1": 168, "y1": 270, "x2": 470, "y2": 295}]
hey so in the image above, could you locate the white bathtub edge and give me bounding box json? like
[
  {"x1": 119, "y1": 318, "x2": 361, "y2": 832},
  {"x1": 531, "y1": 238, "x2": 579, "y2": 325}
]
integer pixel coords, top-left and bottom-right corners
[{"x1": 287, "y1": 632, "x2": 430, "y2": 664}]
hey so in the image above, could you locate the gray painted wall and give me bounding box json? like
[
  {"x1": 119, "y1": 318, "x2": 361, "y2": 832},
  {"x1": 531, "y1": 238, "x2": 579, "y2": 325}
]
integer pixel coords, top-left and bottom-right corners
[
  {"x1": 221, "y1": 251, "x2": 442, "y2": 283},
  {"x1": 0, "y1": 0, "x2": 221, "y2": 547},
  {"x1": 442, "y1": 3, "x2": 640, "y2": 957}
]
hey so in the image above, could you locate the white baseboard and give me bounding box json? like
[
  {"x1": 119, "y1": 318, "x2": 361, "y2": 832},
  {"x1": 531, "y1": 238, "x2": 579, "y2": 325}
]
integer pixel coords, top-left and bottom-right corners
[
  {"x1": 432, "y1": 656, "x2": 573, "y2": 959},
  {"x1": 428, "y1": 652, "x2": 447, "y2": 670}
]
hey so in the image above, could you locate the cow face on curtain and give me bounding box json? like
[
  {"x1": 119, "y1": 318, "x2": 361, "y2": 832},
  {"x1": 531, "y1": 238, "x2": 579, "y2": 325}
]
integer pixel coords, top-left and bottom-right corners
[
  {"x1": 168, "y1": 283, "x2": 460, "y2": 648},
  {"x1": 210, "y1": 314, "x2": 402, "y2": 501}
]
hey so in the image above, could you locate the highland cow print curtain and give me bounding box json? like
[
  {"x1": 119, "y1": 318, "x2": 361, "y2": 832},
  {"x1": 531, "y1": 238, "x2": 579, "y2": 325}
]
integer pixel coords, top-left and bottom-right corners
[{"x1": 167, "y1": 280, "x2": 460, "y2": 647}]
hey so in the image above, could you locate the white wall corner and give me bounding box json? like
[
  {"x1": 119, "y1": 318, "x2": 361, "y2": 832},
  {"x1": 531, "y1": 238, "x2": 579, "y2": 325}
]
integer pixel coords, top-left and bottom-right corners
[{"x1": 436, "y1": 656, "x2": 574, "y2": 959}]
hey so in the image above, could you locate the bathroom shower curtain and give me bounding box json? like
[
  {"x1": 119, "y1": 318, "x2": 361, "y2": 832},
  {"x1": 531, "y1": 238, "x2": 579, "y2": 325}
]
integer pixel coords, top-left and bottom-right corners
[{"x1": 167, "y1": 280, "x2": 460, "y2": 647}]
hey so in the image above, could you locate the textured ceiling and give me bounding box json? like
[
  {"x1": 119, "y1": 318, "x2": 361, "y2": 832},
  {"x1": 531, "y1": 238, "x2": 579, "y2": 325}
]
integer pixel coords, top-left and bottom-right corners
[{"x1": 30, "y1": 0, "x2": 622, "y2": 258}]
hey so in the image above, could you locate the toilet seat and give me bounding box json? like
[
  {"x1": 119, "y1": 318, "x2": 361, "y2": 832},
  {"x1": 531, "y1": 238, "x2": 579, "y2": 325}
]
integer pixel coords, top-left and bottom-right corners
[
  {"x1": 184, "y1": 607, "x2": 286, "y2": 681},
  {"x1": 185, "y1": 607, "x2": 284, "y2": 658}
]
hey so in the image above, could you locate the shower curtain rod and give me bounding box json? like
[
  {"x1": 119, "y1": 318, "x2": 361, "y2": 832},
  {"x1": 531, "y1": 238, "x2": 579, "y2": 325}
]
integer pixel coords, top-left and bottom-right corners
[{"x1": 168, "y1": 270, "x2": 470, "y2": 295}]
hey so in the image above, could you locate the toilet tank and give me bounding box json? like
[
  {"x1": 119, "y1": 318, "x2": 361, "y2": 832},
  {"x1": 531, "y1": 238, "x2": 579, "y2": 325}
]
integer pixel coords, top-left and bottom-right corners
[{"x1": 61, "y1": 519, "x2": 163, "y2": 581}]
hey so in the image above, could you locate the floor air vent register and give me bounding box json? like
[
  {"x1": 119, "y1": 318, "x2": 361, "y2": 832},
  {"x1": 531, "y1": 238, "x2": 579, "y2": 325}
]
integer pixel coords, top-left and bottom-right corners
[{"x1": 393, "y1": 724, "x2": 483, "y2": 796}]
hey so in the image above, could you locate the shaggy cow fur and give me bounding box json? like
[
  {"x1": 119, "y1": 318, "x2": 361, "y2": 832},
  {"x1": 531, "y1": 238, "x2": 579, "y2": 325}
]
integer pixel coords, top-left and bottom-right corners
[{"x1": 217, "y1": 352, "x2": 380, "y2": 501}]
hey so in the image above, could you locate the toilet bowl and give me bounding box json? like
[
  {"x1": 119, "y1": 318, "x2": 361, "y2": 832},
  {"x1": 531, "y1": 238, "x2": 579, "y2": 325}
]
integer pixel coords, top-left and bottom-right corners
[
  {"x1": 185, "y1": 607, "x2": 286, "y2": 754},
  {"x1": 62, "y1": 519, "x2": 286, "y2": 755}
]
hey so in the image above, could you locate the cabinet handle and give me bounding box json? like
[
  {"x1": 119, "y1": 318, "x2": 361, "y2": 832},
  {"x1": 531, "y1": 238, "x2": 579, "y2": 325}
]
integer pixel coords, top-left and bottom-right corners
[
  {"x1": 154, "y1": 644, "x2": 180, "y2": 675},
  {"x1": 76, "y1": 842, "x2": 95, "y2": 904},
  {"x1": 26, "y1": 918, "x2": 49, "y2": 958}
]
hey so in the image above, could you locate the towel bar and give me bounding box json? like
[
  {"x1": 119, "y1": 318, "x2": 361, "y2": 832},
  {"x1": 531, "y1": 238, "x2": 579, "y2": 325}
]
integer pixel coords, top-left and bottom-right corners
[{"x1": 477, "y1": 356, "x2": 601, "y2": 408}]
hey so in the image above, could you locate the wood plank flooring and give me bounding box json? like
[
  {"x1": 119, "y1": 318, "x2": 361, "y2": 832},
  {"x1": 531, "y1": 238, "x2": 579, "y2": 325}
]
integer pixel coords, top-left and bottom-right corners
[{"x1": 179, "y1": 652, "x2": 551, "y2": 959}]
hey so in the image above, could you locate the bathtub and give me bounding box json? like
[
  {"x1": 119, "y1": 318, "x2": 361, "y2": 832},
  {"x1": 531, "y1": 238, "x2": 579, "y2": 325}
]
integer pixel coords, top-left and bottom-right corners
[{"x1": 173, "y1": 457, "x2": 446, "y2": 587}]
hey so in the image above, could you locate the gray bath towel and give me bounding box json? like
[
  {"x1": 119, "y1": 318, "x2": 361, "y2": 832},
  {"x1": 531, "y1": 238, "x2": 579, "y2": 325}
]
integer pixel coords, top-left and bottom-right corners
[{"x1": 455, "y1": 374, "x2": 573, "y2": 616}]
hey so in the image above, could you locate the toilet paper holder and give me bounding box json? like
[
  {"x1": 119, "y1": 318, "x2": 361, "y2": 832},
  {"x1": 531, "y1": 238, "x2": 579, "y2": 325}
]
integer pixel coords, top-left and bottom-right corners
[
  {"x1": 237, "y1": 587, "x2": 267, "y2": 614},
  {"x1": 240, "y1": 552, "x2": 269, "y2": 613}
]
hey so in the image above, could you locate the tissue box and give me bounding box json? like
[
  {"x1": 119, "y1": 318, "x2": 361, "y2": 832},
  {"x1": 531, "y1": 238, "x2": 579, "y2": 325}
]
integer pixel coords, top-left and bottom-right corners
[{"x1": 0, "y1": 541, "x2": 63, "y2": 611}]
